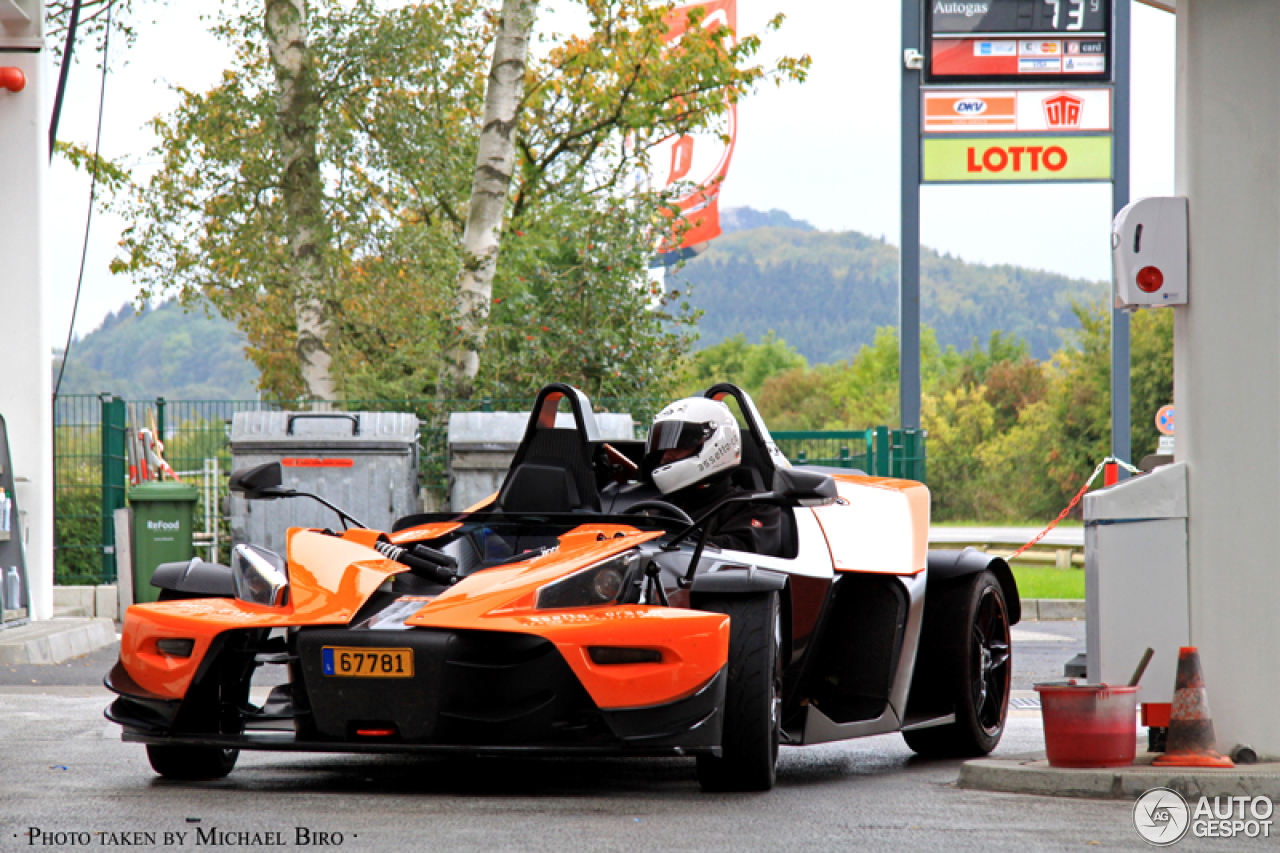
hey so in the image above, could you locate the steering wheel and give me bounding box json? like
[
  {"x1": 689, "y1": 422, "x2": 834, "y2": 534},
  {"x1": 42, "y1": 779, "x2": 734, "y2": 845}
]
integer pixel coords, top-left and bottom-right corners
[{"x1": 621, "y1": 500, "x2": 693, "y2": 525}]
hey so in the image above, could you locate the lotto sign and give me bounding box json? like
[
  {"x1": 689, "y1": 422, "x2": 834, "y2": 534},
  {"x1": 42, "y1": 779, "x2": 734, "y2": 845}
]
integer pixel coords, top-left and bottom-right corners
[
  {"x1": 924, "y1": 89, "x2": 1111, "y2": 133},
  {"x1": 923, "y1": 136, "x2": 1112, "y2": 182}
]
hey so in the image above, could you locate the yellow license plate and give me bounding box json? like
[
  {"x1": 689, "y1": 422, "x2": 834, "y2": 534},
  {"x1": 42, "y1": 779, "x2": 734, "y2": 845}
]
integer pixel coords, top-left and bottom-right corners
[{"x1": 321, "y1": 646, "x2": 414, "y2": 678}]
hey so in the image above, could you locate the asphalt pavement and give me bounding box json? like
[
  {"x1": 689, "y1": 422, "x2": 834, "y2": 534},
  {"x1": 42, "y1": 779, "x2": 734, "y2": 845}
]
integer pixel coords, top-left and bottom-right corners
[
  {"x1": 14, "y1": 621, "x2": 1267, "y2": 850},
  {"x1": 7, "y1": 619, "x2": 1230, "y2": 853}
]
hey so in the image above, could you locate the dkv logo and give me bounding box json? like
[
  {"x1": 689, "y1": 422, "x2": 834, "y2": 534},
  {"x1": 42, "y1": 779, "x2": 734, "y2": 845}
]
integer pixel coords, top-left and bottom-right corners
[{"x1": 952, "y1": 99, "x2": 988, "y2": 116}]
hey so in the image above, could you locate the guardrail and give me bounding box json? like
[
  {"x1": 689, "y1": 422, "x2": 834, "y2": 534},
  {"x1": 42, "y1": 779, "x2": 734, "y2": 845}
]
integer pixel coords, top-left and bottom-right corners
[{"x1": 928, "y1": 526, "x2": 1084, "y2": 568}]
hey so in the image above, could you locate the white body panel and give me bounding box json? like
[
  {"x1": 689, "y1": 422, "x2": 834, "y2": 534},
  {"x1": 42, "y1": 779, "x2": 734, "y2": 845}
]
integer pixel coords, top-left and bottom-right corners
[{"x1": 810, "y1": 477, "x2": 930, "y2": 575}]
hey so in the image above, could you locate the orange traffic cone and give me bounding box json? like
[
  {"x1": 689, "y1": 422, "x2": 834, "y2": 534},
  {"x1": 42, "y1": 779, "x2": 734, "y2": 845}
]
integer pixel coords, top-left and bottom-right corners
[{"x1": 1152, "y1": 647, "x2": 1234, "y2": 768}]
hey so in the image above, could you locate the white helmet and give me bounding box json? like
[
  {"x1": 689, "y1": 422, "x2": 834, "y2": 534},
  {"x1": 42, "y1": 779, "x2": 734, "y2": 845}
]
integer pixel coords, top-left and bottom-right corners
[{"x1": 644, "y1": 397, "x2": 742, "y2": 495}]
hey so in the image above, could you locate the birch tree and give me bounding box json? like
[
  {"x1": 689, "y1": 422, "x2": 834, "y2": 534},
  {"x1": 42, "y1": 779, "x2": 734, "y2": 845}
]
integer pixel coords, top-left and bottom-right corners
[
  {"x1": 443, "y1": 0, "x2": 539, "y2": 399},
  {"x1": 266, "y1": 0, "x2": 335, "y2": 401}
]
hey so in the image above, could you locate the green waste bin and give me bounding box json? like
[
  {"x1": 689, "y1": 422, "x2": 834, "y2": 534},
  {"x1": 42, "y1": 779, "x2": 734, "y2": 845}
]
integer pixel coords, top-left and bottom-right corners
[{"x1": 129, "y1": 481, "x2": 200, "y2": 604}]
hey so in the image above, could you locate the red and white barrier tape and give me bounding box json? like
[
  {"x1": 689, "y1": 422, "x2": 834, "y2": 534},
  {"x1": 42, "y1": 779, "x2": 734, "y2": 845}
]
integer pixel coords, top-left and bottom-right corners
[{"x1": 1007, "y1": 456, "x2": 1141, "y2": 561}]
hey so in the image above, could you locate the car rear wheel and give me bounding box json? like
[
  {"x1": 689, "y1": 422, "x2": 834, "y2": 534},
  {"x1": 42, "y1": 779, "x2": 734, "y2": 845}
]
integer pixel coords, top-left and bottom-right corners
[
  {"x1": 696, "y1": 591, "x2": 782, "y2": 792},
  {"x1": 903, "y1": 570, "x2": 1010, "y2": 758},
  {"x1": 146, "y1": 744, "x2": 239, "y2": 780}
]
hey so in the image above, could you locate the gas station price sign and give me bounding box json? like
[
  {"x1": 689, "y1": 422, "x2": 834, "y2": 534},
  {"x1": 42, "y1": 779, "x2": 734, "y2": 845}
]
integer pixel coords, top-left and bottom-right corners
[{"x1": 927, "y1": 0, "x2": 1111, "y2": 84}]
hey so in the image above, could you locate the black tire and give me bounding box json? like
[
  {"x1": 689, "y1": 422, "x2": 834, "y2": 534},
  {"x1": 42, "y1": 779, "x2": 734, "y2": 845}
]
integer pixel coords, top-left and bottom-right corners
[
  {"x1": 146, "y1": 744, "x2": 239, "y2": 780},
  {"x1": 903, "y1": 570, "x2": 1011, "y2": 758},
  {"x1": 696, "y1": 592, "x2": 782, "y2": 792}
]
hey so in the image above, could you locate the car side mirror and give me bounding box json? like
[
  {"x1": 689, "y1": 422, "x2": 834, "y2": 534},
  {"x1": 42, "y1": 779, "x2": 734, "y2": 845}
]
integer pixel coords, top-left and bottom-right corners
[
  {"x1": 767, "y1": 467, "x2": 837, "y2": 507},
  {"x1": 229, "y1": 461, "x2": 288, "y2": 500}
]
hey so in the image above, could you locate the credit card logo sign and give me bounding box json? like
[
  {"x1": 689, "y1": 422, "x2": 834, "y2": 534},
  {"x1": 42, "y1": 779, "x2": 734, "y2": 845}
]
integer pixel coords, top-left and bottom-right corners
[
  {"x1": 954, "y1": 99, "x2": 988, "y2": 116},
  {"x1": 974, "y1": 40, "x2": 1016, "y2": 57}
]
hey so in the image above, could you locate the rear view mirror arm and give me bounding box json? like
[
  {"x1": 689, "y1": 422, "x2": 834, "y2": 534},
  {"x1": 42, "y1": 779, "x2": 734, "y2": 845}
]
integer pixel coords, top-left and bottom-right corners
[{"x1": 268, "y1": 488, "x2": 367, "y2": 530}]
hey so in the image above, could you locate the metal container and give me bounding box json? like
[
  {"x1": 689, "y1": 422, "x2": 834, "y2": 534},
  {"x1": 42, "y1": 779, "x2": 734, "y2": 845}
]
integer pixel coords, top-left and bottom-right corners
[
  {"x1": 447, "y1": 412, "x2": 635, "y2": 511},
  {"x1": 230, "y1": 411, "x2": 420, "y2": 553}
]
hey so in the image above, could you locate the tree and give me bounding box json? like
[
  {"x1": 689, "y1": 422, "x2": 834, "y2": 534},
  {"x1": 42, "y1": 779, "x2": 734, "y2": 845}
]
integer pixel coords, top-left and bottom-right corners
[
  {"x1": 680, "y1": 332, "x2": 807, "y2": 398},
  {"x1": 265, "y1": 0, "x2": 335, "y2": 401},
  {"x1": 46, "y1": 0, "x2": 141, "y2": 63},
  {"x1": 113, "y1": 1, "x2": 809, "y2": 403},
  {"x1": 443, "y1": 0, "x2": 539, "y2": 398}
]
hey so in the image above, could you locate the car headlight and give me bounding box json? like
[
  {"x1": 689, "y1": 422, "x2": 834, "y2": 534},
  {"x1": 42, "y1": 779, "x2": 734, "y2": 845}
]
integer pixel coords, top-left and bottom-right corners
[
  {"x1": 535, "y1": 549, "x2": 642, "y2": 610},
  {"x1": 231, "y1": 544, "x2": 289, "y2": 607}
]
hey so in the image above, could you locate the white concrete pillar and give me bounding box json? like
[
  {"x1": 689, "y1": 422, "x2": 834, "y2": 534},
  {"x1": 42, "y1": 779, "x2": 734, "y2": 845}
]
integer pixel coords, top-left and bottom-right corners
[
  {"x1": 1174, "y1": 0, "x2": 1280, "y2": 756},
  {"x1": 0, "y1": 0, "x2": 52, "y2": 620}
]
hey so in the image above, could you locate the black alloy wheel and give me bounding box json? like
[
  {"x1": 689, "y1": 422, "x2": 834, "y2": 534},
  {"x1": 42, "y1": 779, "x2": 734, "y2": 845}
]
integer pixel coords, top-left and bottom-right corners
[
  {"x1": 970, "y1": 580, "x2": 1012, "y2": 738},
  {"x1": 903, "y1": 570, "x2": 1011, "y2": 758}
]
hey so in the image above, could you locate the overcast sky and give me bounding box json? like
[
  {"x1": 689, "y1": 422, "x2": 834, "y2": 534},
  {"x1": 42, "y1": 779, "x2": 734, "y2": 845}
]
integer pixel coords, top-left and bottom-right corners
[{"x1": 45, "y1": 1, "x2": 1176, "y2": 348}]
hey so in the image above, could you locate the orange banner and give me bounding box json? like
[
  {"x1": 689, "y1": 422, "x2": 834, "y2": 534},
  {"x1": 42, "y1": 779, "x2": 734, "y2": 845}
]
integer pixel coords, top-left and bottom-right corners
[{"x1": 659, "y1": 0, "x2": 738, "y2": 255}]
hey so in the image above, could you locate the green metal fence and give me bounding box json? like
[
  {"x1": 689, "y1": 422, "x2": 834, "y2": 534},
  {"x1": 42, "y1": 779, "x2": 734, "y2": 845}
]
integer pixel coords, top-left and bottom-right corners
[
  {"x1": 53, "y1": 395, "x2": 925, "y2": 585},
  {"x1": 53, "y1": 395, "x2": 664, "y2": 584},
  {"x1": 774, "y1": 427, "x2": 926, "y2": 483},
  {"x1": 54, "y1": 395, "x2": 116, "y2": 585}
]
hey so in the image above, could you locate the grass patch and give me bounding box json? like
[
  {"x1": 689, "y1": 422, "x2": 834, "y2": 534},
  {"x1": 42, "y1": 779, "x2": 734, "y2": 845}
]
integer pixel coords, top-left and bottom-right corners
[{"x1": 1011, "y1": 565, "x2": 1084, "y2": 600}]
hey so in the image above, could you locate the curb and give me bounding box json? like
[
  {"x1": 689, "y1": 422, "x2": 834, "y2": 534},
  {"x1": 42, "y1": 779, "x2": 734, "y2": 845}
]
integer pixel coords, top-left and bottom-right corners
[
  {"x1": 1022, "y1": 598, "x2": 1085, "y2": 620},
  {"x1": 0, "y1": 618, "x2": 117, "y2": 665},
  {"x1": 960, "y1": 751, "x2": 1280, "y2": 801}
]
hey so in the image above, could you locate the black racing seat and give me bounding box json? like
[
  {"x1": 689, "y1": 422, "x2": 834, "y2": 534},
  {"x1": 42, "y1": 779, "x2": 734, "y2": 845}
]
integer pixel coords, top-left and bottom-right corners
[
  {"x1": 701, "y1": 383, "x2": 783, "y2": 493},
  {"x1": 495, "y1": 384, "x2": 602, "y2": 514}
]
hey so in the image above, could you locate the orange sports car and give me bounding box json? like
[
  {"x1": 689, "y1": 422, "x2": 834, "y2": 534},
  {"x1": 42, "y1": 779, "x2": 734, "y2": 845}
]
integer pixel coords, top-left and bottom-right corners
[{"x1": 106, "y1": 383, "x2": 1020, "y2": 791}]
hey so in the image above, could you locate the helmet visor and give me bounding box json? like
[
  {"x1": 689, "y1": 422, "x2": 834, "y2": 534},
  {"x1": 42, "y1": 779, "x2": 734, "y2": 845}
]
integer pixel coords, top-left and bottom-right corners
[
  {"x1": 643, "y1": 420, "x2": 715, "y2": 477},
  {"x1": 646, "y1": 420, "x2": 713, "y2": 456}
]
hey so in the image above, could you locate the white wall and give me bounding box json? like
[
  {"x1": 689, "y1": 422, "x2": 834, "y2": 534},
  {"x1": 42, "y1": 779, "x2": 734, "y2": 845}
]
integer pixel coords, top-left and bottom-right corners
[
  {"x1": 1175, "y1": 0, "x2": 1280, "y2": 756},
  {"x1": 0, "y1": 2, "x2": 53, "y2": 620}
]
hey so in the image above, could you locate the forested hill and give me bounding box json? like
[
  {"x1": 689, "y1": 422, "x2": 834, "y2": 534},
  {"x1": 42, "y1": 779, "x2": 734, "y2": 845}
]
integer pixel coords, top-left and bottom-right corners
[
  {"x1": 54, "y1": 301, "x2": 259, "y2": 400},
  {"x1": 676, "y1": 211, "x2": 1106, "y2": 363},
  {"x1": 54, "y1": 210, "x2": 1104, "y2": 400}
]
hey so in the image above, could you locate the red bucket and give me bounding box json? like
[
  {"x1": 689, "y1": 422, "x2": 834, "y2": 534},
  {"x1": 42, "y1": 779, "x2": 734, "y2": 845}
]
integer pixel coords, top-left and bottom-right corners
[{"x1": 1035, "y1": 683, "x2": 1139, "y2": 768}]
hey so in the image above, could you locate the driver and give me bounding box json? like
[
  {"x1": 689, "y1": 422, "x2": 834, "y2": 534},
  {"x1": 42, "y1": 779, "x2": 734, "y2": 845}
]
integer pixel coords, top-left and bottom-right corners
[{"x1": 642, "y1": 398, "x2": 783, "y2": 557}]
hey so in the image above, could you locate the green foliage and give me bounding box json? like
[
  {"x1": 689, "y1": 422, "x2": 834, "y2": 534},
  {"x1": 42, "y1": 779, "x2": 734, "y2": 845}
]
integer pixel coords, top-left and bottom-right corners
[
  {"x1": 921, "y1": 300, "x2": 1172, "y2": 522},
  {"x1": 54, "y1": 464, "x2": 104, "y2": 585},
  {"x1": 53, "y1": 141, "x2": 131, "y2": 194},
  {"x1": 112, "y1": 1, "x2": 808, "y2": 402},
  {"x1": 47, "y1": 0, "x2": 141, "y2": 65},
  {"x1": 680, "y1": 332, "x2": 806, "y2": 398},
  {"x1": 720, "y1": 307, "x2": 1172, "y2": 524},
  {"x1": 673, "y1": 222, "x2": 1106, "y2": 363},
  {"x1": 755, "y1": 366, "x2": 844, "y2": 431},
  {"x1": 1129, "y1": 307, "x2": 1175, "y2": 462}
]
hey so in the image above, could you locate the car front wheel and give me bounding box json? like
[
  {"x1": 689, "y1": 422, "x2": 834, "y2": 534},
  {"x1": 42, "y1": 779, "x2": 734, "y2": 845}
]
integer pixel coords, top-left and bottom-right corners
[
  {"x1": 146, "y1": 744, "x2": 239, "y2": 780},
  {"x1": 696, "y1": 591, "x2": 782, "y2": 792}
]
